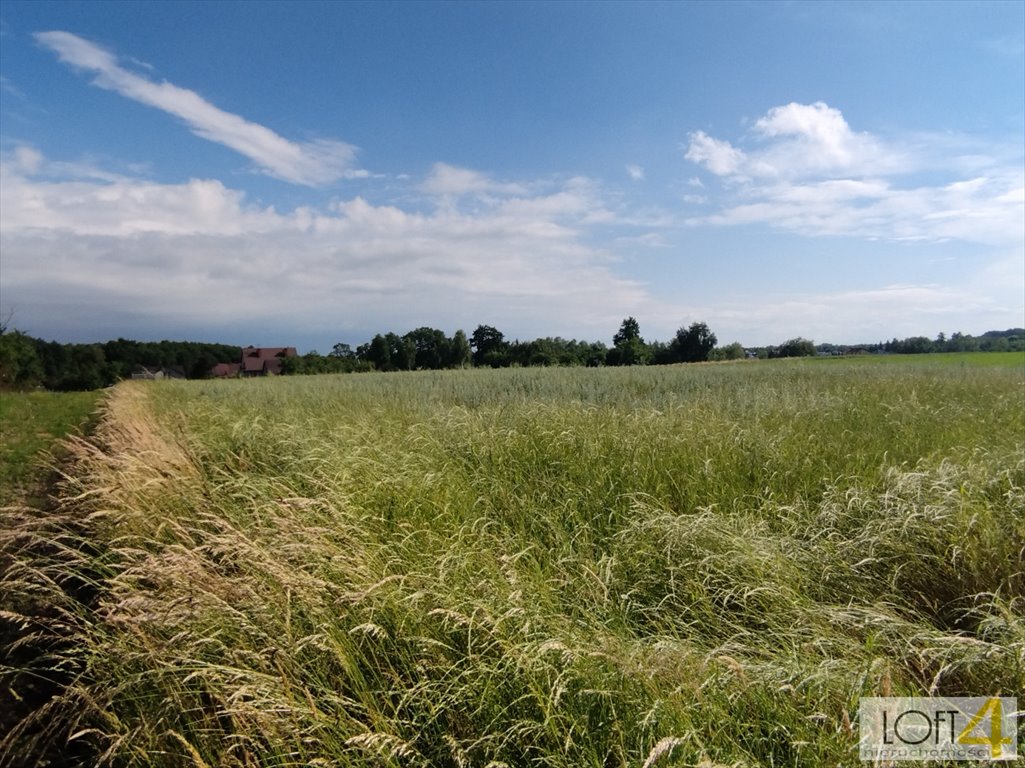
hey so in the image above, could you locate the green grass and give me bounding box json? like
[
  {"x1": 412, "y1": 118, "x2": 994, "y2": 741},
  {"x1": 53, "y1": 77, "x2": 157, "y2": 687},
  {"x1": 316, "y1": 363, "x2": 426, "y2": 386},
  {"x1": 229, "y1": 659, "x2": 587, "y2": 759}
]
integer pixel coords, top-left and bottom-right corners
[
  {"x1": 817, "y1": 350, "x2": 1025, "y2": 367},
  {"x1": 0, "y1": 390, "x2": 101, "y2": 505},
  {"x1": 2, "y1": 358, "x2": 1023, "y2": 767}
]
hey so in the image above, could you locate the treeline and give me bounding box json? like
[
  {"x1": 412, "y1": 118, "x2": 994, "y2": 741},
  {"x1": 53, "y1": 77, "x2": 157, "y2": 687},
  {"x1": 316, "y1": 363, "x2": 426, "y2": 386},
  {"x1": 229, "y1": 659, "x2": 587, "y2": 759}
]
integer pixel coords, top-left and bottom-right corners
[
  {"x1": 2, "y1": 321, "x2": 1021, "y2": 391},
  {"x1": 881, "y1": 329, "x2": 1024, "y2": 355},
  {"x1": 251, "y1": 323, "x2": 1025, "y2": 378},
  {"x1": 751, "y1": 329, "x2": 1024, "y2": 358},
  {"x1": 0, "y1": 331, "x2": 240, "y2": 391},
  {"x1": 280, "y1": 319, "x2": 735, "y2": 375}
]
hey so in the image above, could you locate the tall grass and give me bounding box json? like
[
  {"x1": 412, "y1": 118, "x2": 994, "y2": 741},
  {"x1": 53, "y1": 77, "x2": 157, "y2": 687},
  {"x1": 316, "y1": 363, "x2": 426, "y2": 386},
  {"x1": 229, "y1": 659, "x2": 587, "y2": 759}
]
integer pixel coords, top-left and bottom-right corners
[{"x1": 2, "y1": 358, "x2": 1023, "y2": 766}]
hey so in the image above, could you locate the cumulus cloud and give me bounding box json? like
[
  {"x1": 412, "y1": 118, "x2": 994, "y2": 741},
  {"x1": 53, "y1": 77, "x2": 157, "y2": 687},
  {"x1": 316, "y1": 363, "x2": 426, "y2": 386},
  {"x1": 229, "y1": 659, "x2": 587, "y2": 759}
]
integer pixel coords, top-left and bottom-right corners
[
  {"x1": 684, "y1": 101, "x2": 1024, "y2": 247},
  {"x1": 34, "y1": 31, "x2": 360, "y2": 186},
  {"x1": 687, "y1": 102, "x2": 905, "y2": 179},
  {"x1": 0, "y1": 149, "x2": 653, "y2": 343},
  {"x1": 684, "y1": 131, "x2": 746, "y2": 176}
]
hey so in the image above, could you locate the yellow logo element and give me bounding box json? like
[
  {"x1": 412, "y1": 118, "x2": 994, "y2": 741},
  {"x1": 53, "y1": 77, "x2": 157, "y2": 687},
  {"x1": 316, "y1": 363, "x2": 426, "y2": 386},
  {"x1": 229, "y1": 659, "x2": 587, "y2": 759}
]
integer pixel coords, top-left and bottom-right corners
[{"x1": 958, "y1": 697, "x2": 1013, "y2": 760}]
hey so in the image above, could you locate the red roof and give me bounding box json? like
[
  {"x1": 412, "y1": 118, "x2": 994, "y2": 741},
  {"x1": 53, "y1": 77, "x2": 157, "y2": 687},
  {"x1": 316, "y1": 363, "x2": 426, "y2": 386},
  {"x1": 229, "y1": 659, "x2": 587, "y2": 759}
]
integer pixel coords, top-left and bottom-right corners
[
  {"x1": 210, "y1": 362, "x2": 241, "y2": 378},
  {"x1": 240, "y1": 347, "x2": 297, "y2": 375},
  {"x1": 243, "y1": 346, "x2": 297, "y2": 359}
]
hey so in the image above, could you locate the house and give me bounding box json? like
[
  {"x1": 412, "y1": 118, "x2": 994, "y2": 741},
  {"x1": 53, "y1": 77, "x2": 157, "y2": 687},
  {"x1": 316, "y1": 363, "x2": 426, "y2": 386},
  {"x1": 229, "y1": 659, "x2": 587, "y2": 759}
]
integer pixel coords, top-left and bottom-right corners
[
  {"x1": 210, "y1": 346, "x2": 298, "y2": 377},
  {"x1": 131, "y1": 366, "x2": 186, "y2": 380},
  {"x1": 242, "y1": 346, "x2": 297, "y2": 376},
  {"x1": 209, "y1": 362, "x2": 242, "y2": 378}
]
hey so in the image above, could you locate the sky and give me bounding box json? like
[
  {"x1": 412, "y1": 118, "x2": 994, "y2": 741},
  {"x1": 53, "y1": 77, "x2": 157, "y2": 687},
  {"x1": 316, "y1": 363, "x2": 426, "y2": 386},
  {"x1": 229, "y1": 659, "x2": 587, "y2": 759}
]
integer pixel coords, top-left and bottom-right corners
[{"x1": 1, "y1": 0, "x2": 1022, "y2": 352}]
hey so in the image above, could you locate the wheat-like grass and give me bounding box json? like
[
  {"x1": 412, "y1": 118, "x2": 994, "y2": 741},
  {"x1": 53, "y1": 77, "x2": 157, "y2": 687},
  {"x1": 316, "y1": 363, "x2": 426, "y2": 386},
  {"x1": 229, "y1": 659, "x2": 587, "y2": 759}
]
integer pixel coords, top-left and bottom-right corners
[{"x1": 3, "y1": 359, "x2": 1023, "y2": 766}]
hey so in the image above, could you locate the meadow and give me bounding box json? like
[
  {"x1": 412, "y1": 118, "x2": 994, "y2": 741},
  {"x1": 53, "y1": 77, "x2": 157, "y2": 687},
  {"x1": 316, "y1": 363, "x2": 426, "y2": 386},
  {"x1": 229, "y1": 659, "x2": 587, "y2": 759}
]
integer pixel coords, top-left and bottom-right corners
[
  {"x1": 2, "y1": 354, "x2": 1023, "y2": 767},
  {"x1": 0, "y1": 390, "x2": 101, "y2": 505}
]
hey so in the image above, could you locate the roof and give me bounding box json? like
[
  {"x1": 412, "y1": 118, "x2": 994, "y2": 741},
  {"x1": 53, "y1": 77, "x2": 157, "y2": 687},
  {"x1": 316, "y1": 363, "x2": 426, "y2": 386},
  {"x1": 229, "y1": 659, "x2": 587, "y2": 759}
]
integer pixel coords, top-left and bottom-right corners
[
  {"x1": 240, "y1": 347, "x2": 297, "y2": 375},
  {"x1": 210, "y1": 362, "x2": 242, "y2": 377},
  {"x1": 243, "y1": 346, "x2": 297, "y2": 359},
  {"x1": 131, "y1": 365, "x2": 187, "y2": 380}
]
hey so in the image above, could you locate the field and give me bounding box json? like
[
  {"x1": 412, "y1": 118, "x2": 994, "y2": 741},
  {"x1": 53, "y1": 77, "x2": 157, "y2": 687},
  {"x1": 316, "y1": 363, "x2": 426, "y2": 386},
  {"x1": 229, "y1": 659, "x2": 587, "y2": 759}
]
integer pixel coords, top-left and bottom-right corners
[
  {"x1": 0, "y1": 390, "x2": 101, "y2": 505},
  {"x1": 2, "y1": 355, "x2": 1023, "y2": 767}
]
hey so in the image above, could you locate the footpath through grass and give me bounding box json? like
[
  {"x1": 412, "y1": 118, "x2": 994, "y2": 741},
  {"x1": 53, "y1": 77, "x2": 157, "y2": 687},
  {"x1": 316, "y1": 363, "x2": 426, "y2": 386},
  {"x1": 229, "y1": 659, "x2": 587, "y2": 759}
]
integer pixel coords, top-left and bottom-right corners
[{"x1": 2, "y1": 356, "x2": 1023, "y2": 767}]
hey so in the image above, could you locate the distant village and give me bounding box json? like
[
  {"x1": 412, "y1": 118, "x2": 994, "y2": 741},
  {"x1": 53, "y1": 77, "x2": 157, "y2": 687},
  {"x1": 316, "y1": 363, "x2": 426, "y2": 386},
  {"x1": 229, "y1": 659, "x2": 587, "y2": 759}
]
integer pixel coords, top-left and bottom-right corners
[{"x1": 130, "y1": 346, "x2": 298, "y2": 381}]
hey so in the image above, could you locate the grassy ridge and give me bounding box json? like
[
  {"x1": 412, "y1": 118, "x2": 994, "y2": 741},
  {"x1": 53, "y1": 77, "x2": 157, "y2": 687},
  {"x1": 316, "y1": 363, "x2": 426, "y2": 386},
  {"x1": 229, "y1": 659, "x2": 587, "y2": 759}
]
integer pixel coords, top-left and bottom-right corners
[{"x1": 2, "y1": 357, "x2": 1023, "y2": 766}]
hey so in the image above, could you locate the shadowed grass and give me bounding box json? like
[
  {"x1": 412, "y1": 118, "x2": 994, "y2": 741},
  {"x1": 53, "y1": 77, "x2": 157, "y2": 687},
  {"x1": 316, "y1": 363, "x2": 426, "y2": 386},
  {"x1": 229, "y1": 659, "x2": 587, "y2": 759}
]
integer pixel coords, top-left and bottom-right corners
[{"x1": 2, "y1": 358, "x2": 1023, "y2": 766}]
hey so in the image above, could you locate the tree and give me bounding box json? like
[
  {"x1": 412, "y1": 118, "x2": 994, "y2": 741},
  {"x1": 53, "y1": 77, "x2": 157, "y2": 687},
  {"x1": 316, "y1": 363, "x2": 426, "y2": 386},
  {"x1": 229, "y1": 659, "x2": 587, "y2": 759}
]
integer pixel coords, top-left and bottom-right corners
[
  {"x1": 607, "y1": 317, "x2": 650, "y2": 366},
  {"x1": 330, "y1": 343, "x2": 354, "y2": 359},
  {"x1": 670, "y1": 322, "x2": 717, "y2": 363},
  {"x1": 448, "y1": 329, "x2": 471, "y2": 368},
  {"x1": 279, "y1": 355, "x2": 301, "y2": 375},
  {"x1": 190, "y1": 351, "x2": 219, "y2": 378},
  {"x1": 404, "y1": 327, "x2": 450, "y2": 370},
  {"x1": 366, "y1": 334, "x2": 391, "y2": 371},
  {"x1": 0, "y1": 329, "x2": 44, "y2": 390},
  {"x1": 399, "y1": 335, "x2": 417, "y2": 371},
  {"x1": 60, "y1": 344, "x2": 107, "y2": 390},
  {"x1": 710, "y1": 342, "x2": 745, "y2": 361},
  {"x1": 775, "y1": 337, "x2": 817, "y2": 358},
  {"x1": 582, "y1": 341, "x2": 608, "y2": 367},
  {"x1": 470, "y1": 325, "x2": 507, "y2": 367},
  {"x1": 607, "y1": 338, "x2": 650, "y2": 366},
  {"x1": 613, "y1": 317, "x2": 641, "y2": 347}
]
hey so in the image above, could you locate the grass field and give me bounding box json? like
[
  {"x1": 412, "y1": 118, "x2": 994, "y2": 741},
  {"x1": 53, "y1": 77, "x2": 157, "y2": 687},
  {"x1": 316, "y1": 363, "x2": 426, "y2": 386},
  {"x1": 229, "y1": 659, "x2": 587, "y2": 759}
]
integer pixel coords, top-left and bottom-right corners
[
  {"x1": 0, "y1": 390, "x2": 101, "y2": 506},
  {"x1": 2, "y1": 355, "x2": 1023, "y2": 767},
  {"x1": 816, "y1": 350, "x2": 1025, "y2": 368}
]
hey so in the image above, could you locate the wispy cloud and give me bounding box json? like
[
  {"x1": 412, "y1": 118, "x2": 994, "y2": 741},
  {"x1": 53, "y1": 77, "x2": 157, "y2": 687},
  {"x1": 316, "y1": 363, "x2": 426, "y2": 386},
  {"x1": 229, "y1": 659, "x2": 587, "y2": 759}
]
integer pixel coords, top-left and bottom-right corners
[
  {"x1": 626, "y1": 164, "x2": 645, "y2": 181},
  {"x1": 421, "y1": 162, "x2": 527, "y2": 197},
  {"x1": 981, "y1": 35, "x2": 1025, "y2": 59},
  {"x1": 702, "y1": 280, "x2": 1022, "y2": 345},
  {"x1": 34, "y1": 31, "x2": 360, "y2": 186},
  {"x1": 0, "y1": 75, "x2": 26, "y2": 100}
]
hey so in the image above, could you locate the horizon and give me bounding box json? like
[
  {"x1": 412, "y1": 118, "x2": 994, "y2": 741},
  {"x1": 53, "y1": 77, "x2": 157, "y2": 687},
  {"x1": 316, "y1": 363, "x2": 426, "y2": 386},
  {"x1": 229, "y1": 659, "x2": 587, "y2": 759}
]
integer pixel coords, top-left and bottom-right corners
[
  {"x1": 1, "y1": 1, "x2": 1023, "y2": 353},
  {"x1": 7, "y1": 323, "x2": 1024, "y2": 359}
]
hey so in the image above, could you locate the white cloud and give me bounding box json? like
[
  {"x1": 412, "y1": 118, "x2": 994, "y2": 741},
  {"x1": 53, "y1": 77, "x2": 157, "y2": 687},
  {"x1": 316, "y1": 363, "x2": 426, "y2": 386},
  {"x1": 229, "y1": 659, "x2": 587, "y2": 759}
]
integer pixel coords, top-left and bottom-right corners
[
  {"x1": 626, "y1": 164, "x2": 645, "y2": 181},
  {"x1": 690, "y1": 171, "x2": 1024, "y2": 246},
  {"x1": 0, "y1": 154, "x2": 290, "y2": 236},
  {"x1": 421, "y1": 162, "x2": 527, "y2": 197},
  {"x1": 753, "y1": 102, "x2": 859, "y2": 171},
  {"x1": 10, "y1": 145, "x2": 43, "y2": 174},
  {"x1": 684, "y1": 102, "x2": 1025, "y2": 247},
  {"x1": 981, "y1": 35, "x2": 1025, "y2": 59},
  {"x1": 0, "y1": 75, "x2": 26, "y2": 99},
  {"x1": 687, "y1": 102, "x2": 905, "y2": 180},
  {"x1": 0, "y1": 150, "x2": 654, "y2": 343},
  {"x1": 34, "y1": 31, "x2": 360, "y2": 186},
  {"x1": 614, "y1": 232, "x2": 668, "y2": 248},
  {"x1": 684, "y1": 131, "x2": 746, "y2": 176},
  {"x1": 673, "y1": 280, "x2": 1022, "y2": 347}
]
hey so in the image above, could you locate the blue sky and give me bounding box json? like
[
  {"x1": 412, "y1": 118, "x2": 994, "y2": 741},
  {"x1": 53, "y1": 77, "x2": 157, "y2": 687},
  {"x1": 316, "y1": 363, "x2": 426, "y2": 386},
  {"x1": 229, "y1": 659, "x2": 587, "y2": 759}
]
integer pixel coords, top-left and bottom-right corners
[{"x1": 1, "y1": 0, "x2": 1022, "y2": 351}]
